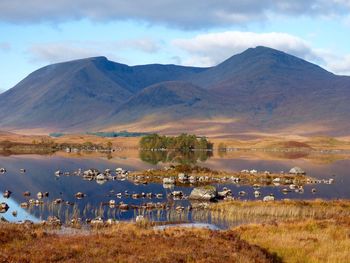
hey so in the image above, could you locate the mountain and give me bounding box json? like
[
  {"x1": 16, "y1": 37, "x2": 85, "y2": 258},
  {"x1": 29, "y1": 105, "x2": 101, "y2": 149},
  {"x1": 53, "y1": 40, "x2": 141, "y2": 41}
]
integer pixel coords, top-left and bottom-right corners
[
  {"x1": 0, "y1": 46, "x2": 350, "y2": 136},
  {"x1": 0, "y1": 56, "x2": 206, "y2": 130}
]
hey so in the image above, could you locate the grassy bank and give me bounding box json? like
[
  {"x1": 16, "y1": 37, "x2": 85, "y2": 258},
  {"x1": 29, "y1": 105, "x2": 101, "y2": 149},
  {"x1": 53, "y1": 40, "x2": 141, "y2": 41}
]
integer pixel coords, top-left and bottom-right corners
[
  {"x1": 236, "y1": 218, "x2": 350, "y2": 263},
  {"x1": 210, "y1": 200, "x2": 350, "y2": 221},
  {"x1": 0, "y1": 223, "x2": 277, "y2": 263}
]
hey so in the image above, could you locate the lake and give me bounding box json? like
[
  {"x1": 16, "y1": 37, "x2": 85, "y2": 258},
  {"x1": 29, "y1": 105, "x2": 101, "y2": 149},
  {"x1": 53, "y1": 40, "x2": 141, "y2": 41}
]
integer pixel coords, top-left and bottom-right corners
[{"x1": 0, "y1": 150, "x2": 349, "y2": 228}]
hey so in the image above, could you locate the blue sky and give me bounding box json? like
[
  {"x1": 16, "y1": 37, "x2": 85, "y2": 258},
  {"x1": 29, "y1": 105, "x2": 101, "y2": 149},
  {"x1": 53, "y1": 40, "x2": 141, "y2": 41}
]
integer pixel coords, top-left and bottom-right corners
[{"x1": 1, "y1": 0, "x2": 350, "y2": 92}]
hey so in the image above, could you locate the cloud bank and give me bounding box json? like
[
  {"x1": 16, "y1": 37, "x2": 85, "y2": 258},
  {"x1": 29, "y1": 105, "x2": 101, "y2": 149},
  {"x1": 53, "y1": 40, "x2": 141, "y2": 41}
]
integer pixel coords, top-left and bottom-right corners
[
  {"x1": 0, "y1": 0, "x2": 349, "y2": 28},
  {"x1": 173, "y1": 31, "x2": 320, "y2": 66},
  {"x1": 173, "y1": 31, "x2": 350, "y2": 75},
  {"x1": 28, "y1": 38, "x2": 160, "y2": 64}
]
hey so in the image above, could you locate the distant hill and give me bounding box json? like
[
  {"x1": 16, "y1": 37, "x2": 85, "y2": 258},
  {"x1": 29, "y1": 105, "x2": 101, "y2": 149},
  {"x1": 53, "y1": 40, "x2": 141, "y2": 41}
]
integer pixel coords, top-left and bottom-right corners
[{"x1": 1, "y1": 46, "x2": 350, "y2": 136}]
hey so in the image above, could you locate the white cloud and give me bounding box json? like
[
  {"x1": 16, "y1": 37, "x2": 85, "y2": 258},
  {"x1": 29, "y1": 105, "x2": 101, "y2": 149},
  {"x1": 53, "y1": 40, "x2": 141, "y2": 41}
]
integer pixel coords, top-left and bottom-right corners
[
  {"x1": 172, "y1": 31, "x2": 320, "y2": 67},
  {"x1": 172, "y1": 31, "x2": 350, "y2": 75},
  {"x1": 324, "y1": 54, "x2": 350, "y2": 75},
  {"x1": 0, "y1": 0, "x2": 349, "y2": 29},
  {"x1": 28, "y1": 38, "x2": 161, "y2": 64}
]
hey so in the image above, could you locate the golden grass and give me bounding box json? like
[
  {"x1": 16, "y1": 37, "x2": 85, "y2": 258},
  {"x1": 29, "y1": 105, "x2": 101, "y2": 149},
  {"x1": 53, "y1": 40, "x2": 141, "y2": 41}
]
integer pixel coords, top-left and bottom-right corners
[
  {"x1": 0, "y1": 222, "x2": 278, "y2": 263},
  {"x1": 210, "y1": 200, "x2": 350, "y2": 222},
  {"x1": 236, "y1": 218, "x2": 350, "y2": 263}
]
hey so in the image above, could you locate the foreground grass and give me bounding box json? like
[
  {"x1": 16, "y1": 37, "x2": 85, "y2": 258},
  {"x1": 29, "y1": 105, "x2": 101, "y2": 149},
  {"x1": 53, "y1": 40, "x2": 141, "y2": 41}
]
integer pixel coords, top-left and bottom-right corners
[
  {"x1": 0, "y1": 223, "x2": 278, "y2": 263},
  {"x1": 236, "y1": 218, "x2": 350, "y2": 263}
]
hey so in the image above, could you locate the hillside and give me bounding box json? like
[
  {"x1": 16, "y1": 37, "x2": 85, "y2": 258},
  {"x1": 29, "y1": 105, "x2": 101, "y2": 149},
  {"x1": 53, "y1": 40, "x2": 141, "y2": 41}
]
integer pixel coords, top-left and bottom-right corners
[{"x1": 0, "y1": 46, "x2": 350, "y2": 136}]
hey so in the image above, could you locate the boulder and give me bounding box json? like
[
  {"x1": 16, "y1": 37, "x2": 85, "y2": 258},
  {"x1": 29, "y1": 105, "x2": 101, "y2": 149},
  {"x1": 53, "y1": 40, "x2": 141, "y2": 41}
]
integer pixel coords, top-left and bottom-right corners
[
  {"x1": 3, "y1": 190, "x2": 11, "y2": 198},
  {"x1": 218, "y1": 189, "x2": 232, "y2": 198},
  {"x1": 289, "y1": 167, "x2": 306, "y2": 175},
  {"x1": 263, "y1": 195, "x2": 275, "y2": 202},
  {"x1": 189, "y1": 186, "x2": 217, "y2": 201},
  {"x1": 163, "y1": 177, "x2": 175, "y2": 184},
  {"x1": 0, "y1": 202, "x2": 9, "y2": 213},
  {"x1": 178, "y1": 173, "x2": 189, "y2": 182}
]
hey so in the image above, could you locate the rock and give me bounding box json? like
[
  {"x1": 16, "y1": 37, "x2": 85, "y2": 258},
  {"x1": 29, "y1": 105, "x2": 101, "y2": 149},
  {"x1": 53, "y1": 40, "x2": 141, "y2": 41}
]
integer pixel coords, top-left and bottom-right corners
[
  {"x1": 135, "y1": 215, "x2": 145, "y2": 223},
  {"x1": 46, "y1": 216, "x2": 62, "y2": 226},
  {"x1": 254, "y1": 190, "x2": 261, "y2": 198},
  {"x1": 132, "y1": 193, "x2": 141, "y2": 199},
  {"x1": 163, "y1": 177, "x2": 175, "y2": 184},
  {"x1": 189, "y1": 186, "x2": 217, "y2": 201},
  {"x1": 12, "y1": 211, "x2": 17, "y2": 217},
  {"x1": 218, "y1": 189, "x2": 232, "y2": 198},
  {"x1": 238, "y1": 191, "x2": 246, "y2": 196},
  {"x1": 3, "y1": 190, "x2": 11, "y2": 198},
  {"x1": 20, "y1": 169, "x2": 26, "y2": 173},
  {"x1": 37, "y1": 192, "x2": 44, "y2": 199},
  {"x1": 289, "y1": 184, "x2": 297, "y2": 190},
  {"x1": 23, "y1": 191, "x2": 31, "y2": 197},
  {"x1": 171, "y1": 191, "x2": 183, "y2": 197},
  {"x1": 53, "y1": 198, "x2": 63, "y2": 204},
  {"x1": 20, "y1": 202, "x2": 29, "y2": 208},
  {"x1": 75, "y1": 192, "x2": 85, "y2": 199},
  {"x1": 0, "y1": 168, "x2": 6, "y2": 174},
  {"x1": 289, "y1": 167, "x2": 306, "y2": 175},
  {"x1": 189, "y1": 175, "x2": 197, "y2": 183},
  {"x1": 91, "y1": 217, "x2": 104, "y2": 225},
  {"x1": 282, "y1": 188, "x2": 290, "y2": 194},
  {"x1": 96, "y1": 173, "x2": 106, "y2": 181},
  {"x1": 0, "y1": 202, "x2": 9, "y2": 213},
  {"x1": 263, "y1": 194, "x2": 275, "y2": 202},
  {"x1": 178, "y1": 173, "x2": 189, "y2": 182}
]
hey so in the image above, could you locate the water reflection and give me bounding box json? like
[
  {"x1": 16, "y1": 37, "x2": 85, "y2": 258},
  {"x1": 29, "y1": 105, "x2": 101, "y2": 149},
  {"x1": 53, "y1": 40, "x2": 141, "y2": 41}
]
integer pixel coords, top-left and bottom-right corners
[
  {"x1": 0, "y1": 151, "x2": 349, "y2": 229},
  {"x1": 139, "y1": 150, "x2": 212, "y2": 165}
]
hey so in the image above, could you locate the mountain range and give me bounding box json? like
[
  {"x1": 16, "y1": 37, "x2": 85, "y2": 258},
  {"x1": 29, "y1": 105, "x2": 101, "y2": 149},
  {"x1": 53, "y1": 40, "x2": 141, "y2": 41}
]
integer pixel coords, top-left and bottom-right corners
[{"x1": 1, "y1": 46, "x2": 349, "y2": 137}]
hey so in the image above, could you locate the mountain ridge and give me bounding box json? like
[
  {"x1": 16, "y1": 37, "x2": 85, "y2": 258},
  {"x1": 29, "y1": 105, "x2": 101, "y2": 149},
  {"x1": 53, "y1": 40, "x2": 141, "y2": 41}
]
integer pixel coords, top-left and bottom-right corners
[{"x1": 1, "y1": 46, "x2": 349, "y2": 136}]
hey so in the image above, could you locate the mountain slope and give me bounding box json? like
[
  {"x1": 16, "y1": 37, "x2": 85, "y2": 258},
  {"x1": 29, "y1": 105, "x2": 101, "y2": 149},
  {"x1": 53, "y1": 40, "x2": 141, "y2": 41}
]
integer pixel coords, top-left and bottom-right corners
[
  {"x1": 0, "y1": 46, "x2": 350, "y2": 135},
  {"x1": 0, "y1": 57, "x2": 206, "y2": 130},
  {"x1": 107, "y1": 81, "x2": 233, "y2": 124}
]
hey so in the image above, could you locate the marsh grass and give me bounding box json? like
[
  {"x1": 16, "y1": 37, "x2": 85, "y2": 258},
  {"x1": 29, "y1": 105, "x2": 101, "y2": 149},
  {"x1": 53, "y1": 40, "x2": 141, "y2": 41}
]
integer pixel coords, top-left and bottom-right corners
[
  {"x1": 236, "y1": 218, "x2": 350, "y2": 263},
  {"x1": 210, "y1": 200, "x2": 350, "y2": 222},
  {"x1": 0, "y1": 222, "x2": 278, "y2": 263}
]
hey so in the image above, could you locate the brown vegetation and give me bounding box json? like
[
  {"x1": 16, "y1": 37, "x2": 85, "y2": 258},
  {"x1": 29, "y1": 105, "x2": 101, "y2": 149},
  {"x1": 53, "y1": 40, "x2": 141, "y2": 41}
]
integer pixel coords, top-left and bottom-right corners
[
  {"x1": 236, "y1": 218, "x2": 350, "y2": 263},
  {"x1": 211, "y1": 200, "x2": 350, "y2": 222},
  {"x1": 0, "y1": 223, "x2": 279, "y2": 263}
]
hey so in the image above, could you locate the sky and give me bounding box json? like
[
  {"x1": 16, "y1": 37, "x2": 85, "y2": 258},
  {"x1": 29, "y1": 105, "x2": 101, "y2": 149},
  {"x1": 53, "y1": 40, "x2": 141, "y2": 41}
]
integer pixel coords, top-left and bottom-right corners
[{"x1": 1, "y1": 0, "x2": 350, "y2": 92}]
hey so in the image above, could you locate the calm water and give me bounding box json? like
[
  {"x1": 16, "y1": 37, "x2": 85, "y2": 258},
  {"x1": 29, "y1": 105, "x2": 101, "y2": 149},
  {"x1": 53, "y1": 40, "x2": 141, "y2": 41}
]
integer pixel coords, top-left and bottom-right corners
[{"x1": 0, "y1": 151, "x2": 349, "y2": 228}]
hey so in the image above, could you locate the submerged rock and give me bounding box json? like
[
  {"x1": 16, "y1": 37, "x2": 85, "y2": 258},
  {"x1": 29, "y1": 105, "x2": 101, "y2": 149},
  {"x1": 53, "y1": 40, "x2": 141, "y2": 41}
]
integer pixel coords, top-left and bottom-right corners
[{"x1": 189, "y1": 186, "x2": 217, "y2": 201}]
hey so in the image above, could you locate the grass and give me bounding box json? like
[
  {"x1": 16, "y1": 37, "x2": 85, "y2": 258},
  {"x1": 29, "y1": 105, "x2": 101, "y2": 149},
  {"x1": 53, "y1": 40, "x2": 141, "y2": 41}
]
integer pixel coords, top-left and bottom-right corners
[
  {"x1": 236, "y1": 218, "x2": 350, "y2": 263},
  {"x1": 0, "y1": 222, "x2": 279, "y2": 263},
  {"x1": 210, "y1": 200, "x2": 350, "y2": 222}
]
